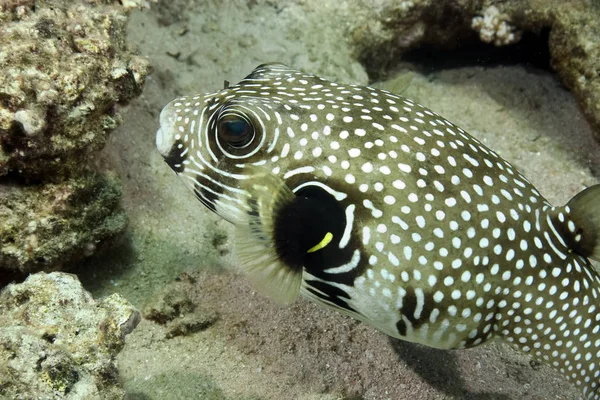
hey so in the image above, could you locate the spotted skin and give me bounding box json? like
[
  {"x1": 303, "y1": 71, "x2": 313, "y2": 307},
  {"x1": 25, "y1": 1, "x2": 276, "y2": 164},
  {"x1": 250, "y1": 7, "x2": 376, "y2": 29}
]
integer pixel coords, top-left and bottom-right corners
[{"x1": 156, "y1": 63, "x2": 600, "y2": 398}]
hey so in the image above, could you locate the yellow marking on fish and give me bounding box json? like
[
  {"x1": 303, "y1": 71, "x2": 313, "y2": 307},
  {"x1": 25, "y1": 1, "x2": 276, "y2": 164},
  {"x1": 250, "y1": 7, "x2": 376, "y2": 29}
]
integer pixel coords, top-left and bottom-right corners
[{"x1": 307, "y1": 232, "x2": 333, "y2": 253}]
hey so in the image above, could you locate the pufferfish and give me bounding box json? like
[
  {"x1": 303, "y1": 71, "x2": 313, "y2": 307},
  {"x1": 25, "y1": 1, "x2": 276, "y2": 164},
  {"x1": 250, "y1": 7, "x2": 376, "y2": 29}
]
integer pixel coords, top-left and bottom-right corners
[{"x1": 156, "y1": 63, "x2": 600, "y2": 398}]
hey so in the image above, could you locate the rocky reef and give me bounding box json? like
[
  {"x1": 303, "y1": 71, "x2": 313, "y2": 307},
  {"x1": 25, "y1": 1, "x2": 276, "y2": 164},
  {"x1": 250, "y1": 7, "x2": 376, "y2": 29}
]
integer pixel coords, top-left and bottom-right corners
[
  {"x1": 0, "y1": 0, "x2": 152, "y2": 179},
  {"x1": 0, "y1": 0, "x2": 152, "y2": 274},
  {"x1": 308, "y1": 0, "x2": 600, "y2": 140},
  {"x1": 0, "y1": 2, "x2": 149, "y2": 396},
  {"x1": 0, "y1": 173, "x2": 126, "y2": 274},
  {"x1": 0, "y1": 272, "x2": 140, "y2": 399}
]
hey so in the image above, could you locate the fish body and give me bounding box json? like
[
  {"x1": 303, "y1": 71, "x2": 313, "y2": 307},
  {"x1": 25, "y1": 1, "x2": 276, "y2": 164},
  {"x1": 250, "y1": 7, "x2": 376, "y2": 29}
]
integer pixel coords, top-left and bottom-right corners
[{"x1": 156, "y1": 63, "x2": 600, "y2": 398}]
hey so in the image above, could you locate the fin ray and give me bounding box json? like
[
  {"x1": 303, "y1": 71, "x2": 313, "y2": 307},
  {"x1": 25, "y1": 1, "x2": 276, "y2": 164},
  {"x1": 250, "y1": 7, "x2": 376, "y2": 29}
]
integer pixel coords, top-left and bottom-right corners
[
  {"x1": 375, "y1": 71, "x2": 414, "y2": 95},
  {"x1": 234, "y1": 169, "x2": 303, "y2": 305},
  {"x1": 565, "y1": 184, "x2": 600, "y2": 261}
]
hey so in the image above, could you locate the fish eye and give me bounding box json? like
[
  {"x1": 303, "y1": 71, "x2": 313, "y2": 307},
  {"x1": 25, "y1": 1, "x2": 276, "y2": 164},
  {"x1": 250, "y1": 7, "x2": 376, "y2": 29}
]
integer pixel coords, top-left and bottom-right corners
[{"x1": 217, "y1": 115, "x2": 254, "y2": 148}]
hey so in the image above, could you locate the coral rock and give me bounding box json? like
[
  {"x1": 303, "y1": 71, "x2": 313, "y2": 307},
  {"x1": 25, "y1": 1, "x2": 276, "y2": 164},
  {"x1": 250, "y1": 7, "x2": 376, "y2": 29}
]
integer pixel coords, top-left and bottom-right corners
[
  {"x1": 0, "y1": 0, "x2": 153, "y2": 179},
  {"x1": 0, "y1": 172, "x2": 127, "y2": 274},
  {"x1": 0, "y1": 272, "x2": 140, "y2": 399},
  {"x1": 472, "y1": 5, "x2": 522, "y2": 46}
]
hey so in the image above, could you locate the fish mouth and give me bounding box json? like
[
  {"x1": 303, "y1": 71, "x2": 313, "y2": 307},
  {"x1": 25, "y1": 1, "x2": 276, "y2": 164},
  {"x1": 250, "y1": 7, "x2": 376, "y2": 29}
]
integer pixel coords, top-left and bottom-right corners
[
  {"x1": 155, "y1": 126, "x2": 169, "y2": 158},
  {"x1": 155, "y1": 100, "x2": 179, "y2": 159}
]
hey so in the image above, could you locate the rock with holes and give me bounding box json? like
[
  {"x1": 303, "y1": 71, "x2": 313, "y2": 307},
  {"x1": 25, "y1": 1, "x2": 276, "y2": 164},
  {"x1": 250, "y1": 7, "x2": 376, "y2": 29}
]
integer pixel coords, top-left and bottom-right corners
[
  {"x1": 0, "y1": 0, "x2": 153, "y2": 180},
  {"x1": 0, "y1": 272, "x2": 140, "y2": 399}
]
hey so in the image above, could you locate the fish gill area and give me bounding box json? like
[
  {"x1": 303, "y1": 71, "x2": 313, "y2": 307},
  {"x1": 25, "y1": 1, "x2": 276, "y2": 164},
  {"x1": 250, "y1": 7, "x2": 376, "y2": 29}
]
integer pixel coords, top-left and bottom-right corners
[{"x1": 1, "y1": 0, "x2": 600, "y2": 399}]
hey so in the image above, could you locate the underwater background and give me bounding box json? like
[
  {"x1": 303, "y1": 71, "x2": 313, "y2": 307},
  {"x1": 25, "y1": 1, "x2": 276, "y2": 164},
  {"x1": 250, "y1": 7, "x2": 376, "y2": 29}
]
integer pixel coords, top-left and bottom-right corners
[{"x1": 1, "y1": 0, "x2": 600, "y2": 399}]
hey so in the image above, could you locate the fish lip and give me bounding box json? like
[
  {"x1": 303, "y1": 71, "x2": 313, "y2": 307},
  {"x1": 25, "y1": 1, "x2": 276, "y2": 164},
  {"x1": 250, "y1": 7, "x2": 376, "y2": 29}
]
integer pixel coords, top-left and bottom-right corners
[
  {"x1": 155, "y1": 101, "x2": 178, "y2": 158},
  {"x1": 155, "y1": 126, "x2": 168, "y2": 156}
]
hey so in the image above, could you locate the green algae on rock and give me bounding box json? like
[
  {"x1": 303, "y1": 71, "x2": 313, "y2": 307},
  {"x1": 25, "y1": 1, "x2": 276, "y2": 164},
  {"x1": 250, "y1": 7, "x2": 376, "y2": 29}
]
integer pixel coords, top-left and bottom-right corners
[
  {"x1": 0, "y1": 272, "x2": 140, "y2": 399},
  {"x1": 0, "y1": 172, "x2": 127, "y2": 274},
  {"x1": 0, "y1": 0, "x2": 153, "y2": 180}
]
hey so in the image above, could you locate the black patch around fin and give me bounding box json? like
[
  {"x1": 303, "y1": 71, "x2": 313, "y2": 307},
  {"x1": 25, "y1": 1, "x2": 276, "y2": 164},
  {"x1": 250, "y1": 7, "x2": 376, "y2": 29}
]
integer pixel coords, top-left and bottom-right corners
[{"x1": 272, "y1": 185, "x2": 349, "y2": 274}]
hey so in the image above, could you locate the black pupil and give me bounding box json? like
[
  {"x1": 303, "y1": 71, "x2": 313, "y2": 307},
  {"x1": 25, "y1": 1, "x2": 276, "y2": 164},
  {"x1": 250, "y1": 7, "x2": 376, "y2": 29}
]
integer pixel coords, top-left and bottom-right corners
[{"x1": 220, "y1": 118, "x2": 252, "y2": 146}]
